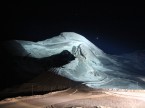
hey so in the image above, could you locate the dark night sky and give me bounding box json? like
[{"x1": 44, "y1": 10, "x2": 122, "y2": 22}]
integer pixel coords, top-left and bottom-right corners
[{"x1": 2, "y1": 1, "x2": 145, "y2": 54}]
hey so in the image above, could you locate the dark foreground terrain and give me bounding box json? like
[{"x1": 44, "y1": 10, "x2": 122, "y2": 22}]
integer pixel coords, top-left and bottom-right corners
[{"x1": 0, "y1": 88, "x2": 145, "y2": 108}]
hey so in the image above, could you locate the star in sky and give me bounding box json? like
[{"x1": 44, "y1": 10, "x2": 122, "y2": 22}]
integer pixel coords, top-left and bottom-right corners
[{"x1": 96, "y1": 37, "x2": 99, "y2": 40}]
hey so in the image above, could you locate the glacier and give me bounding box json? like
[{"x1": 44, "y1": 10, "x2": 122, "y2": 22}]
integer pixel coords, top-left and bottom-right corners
[{"x1": 8, "y1": 32, "x2": 145, "y2": 89}]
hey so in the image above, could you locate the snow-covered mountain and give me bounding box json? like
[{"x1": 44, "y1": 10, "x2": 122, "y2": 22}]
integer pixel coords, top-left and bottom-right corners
[{"x1": 6, "y1": 32, "x2": 145, "y2": 89}]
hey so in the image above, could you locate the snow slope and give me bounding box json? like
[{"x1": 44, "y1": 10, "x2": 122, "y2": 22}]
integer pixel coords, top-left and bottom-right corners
[{"x1": 12, "y1": 32, "x2": 145, "y2": 89}]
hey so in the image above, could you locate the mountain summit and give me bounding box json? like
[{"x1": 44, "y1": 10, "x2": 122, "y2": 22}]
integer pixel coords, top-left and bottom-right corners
[{"x1": 2, "y1": 32, "x2": 145, "y2": 89}]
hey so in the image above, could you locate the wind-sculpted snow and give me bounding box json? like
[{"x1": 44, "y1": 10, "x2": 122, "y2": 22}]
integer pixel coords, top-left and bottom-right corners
[{"x1": 14, "y1": 32, "x2": 145, "y2": 89}]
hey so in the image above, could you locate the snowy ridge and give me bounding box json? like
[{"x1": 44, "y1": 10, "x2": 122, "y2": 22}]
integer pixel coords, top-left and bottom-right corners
[{"x1": 15, "y1": 32, "x2": 145, "y2": 89}]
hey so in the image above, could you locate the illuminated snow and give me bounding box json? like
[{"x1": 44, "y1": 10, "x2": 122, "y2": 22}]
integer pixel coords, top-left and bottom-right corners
[{"x1": 15, "y1": 32, "x2": 145, "y2": 89}]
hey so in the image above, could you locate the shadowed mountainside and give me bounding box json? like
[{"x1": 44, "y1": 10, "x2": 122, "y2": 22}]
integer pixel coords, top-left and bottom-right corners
[
  {"x1": 0, "y1": 40, "x2": 83, "y2": 100},
  {"x1": 0, "y1": 69, "x2": 82, "y2": 100}
]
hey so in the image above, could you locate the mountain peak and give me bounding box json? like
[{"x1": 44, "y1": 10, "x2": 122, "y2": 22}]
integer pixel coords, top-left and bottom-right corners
[{"x1": 2, "y1": 32, "x2": 145, "y2": 89}]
